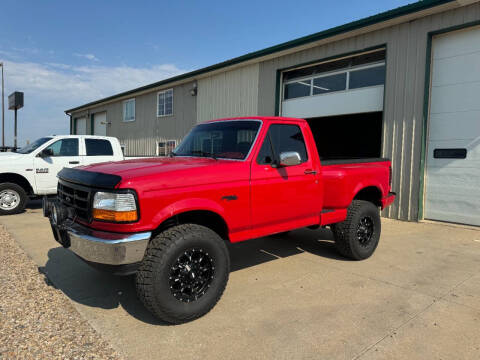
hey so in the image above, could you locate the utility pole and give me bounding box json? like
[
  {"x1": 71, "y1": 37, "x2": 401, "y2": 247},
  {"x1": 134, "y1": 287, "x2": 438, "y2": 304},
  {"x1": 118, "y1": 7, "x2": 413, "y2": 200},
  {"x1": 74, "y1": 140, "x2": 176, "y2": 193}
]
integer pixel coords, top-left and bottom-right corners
[{"x1": 0, "y1": 62, "x2": 4, "y2": 147}]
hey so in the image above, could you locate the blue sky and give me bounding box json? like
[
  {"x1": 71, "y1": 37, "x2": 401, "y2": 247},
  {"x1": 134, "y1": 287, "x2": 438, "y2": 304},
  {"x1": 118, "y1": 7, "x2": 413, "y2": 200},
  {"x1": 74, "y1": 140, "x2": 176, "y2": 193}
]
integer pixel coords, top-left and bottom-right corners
[{"x1": 0, "y1": 0, "x2": 413, "y2": 146}]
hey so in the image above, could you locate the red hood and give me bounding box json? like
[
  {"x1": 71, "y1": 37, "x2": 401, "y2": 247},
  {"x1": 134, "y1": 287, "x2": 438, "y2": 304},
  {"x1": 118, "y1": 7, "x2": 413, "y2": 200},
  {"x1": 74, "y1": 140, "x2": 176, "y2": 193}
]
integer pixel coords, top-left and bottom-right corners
[{"x1": 79, "y1": 157, "x2": 249, "y2": 190}]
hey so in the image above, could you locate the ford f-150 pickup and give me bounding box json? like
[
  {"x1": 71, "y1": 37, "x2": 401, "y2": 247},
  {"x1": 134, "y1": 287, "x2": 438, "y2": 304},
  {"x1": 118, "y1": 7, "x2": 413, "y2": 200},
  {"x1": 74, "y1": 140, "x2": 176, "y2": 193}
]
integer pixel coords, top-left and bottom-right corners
[{"x1": 45, "y1": 116, "x2": 395, "y2": 324}]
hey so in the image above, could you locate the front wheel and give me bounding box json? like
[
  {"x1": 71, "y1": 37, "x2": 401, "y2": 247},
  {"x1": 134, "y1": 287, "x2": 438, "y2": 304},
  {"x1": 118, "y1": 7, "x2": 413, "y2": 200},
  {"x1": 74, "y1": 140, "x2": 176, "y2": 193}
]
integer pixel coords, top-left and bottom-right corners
[
  {"x1": 331, "y1": 200, "x2": 381, "y2": 260},
  {"x1": 0, "y1": 183, "x2": 27, "y2": 215},
  {"x1": 136, "y1": 224, "x2": 230, "y2": 324}
]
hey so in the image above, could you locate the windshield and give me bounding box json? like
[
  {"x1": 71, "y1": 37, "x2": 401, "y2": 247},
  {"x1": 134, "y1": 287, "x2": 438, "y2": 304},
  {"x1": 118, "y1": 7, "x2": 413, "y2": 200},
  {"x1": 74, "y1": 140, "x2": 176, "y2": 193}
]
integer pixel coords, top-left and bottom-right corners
[
  {"x1": 174, "y1": 120, "x2": 261, "y2": 160},
  {"x1": 17, "y1": 137, "x2": 53, "y2": 154}
]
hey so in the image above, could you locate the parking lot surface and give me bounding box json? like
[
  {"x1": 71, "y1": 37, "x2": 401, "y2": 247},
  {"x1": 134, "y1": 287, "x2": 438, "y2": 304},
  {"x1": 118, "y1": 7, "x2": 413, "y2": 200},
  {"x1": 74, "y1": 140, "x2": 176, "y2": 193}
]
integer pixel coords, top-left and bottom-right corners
[{"x1": 1, "y1": 202, "x2": 479, "y2": 360}]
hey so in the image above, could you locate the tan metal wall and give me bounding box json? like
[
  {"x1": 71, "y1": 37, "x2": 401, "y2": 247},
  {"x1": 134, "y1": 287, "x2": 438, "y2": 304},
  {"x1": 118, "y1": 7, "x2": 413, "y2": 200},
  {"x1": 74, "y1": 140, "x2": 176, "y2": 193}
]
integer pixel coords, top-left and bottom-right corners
[
  {"x1": 257, "y1": 2, "x2": 480, "y2": 221},
  {"x1": 71, "y1": 81, "x2": 197, "y2": 156},
  {"x1": 196, "y1": 63, "x2": 259, "y2": 123}
]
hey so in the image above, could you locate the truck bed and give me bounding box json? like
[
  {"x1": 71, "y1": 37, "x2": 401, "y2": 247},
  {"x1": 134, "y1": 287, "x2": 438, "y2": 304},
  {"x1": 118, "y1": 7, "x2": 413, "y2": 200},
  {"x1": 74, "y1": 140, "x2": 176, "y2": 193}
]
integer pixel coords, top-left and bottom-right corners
[
  {"x1": 321, "y1": 158, "x2": 391, "y2": 209},
  {"x1": 321, "y1": 157, "x2": 389, "y2": 166}
]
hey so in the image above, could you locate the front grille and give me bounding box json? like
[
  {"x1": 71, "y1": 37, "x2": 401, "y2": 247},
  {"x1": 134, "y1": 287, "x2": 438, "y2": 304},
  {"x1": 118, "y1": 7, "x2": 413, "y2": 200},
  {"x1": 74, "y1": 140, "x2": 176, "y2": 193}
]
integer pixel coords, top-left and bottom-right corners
[{"x1": 57, "y1": 180, "x2": 92, "y2": 221}]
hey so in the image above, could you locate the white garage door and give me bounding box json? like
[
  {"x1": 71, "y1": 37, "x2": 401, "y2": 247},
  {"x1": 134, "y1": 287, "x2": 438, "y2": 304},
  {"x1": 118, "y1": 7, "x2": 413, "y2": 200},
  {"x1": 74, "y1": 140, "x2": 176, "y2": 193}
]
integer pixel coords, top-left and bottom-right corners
[
  {"x1": 75, "y1": 117, "x2": 87, "y2": 135},
  {"x1": 93, "y1": 112, "x2": 107, "y2": 136},
  {"x1": 280, "y1": 50, "x2": 385, "y2": 118},
  {"x1": 425, "y1": 26, "x2": 480, "y2": 226}
]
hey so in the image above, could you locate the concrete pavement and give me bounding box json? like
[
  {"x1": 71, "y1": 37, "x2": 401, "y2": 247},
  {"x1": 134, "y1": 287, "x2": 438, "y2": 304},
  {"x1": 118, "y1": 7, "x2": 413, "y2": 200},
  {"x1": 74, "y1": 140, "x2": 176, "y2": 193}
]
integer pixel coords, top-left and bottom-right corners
[{"x1": 2, "y1": 201, "x2": 479, "y2": 359}]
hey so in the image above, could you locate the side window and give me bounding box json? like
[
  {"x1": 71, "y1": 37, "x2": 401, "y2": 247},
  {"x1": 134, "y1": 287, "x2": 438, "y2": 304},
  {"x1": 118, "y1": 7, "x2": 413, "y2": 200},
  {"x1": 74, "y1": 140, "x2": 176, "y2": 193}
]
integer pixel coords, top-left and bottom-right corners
[
  {"x1": 85, "y1": 139, "x2": 113, "y2": 156},
  {"x1": 45, "y1": 138, "x2": 79, "y2": 157},
  {"x1": 257, "y1": 124, "x2": 308, "y2": 165}
]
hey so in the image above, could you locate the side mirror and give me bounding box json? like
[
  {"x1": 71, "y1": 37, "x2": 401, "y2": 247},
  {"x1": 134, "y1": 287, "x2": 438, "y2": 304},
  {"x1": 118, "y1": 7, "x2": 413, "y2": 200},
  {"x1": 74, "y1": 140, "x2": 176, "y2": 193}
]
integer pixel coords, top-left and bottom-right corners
[
  {"x1": 38, "y1": 148, "x2": 53, "y2": 158},
  {"x1": 279, "y1": 151, "x2": 301, "y2": 167}
]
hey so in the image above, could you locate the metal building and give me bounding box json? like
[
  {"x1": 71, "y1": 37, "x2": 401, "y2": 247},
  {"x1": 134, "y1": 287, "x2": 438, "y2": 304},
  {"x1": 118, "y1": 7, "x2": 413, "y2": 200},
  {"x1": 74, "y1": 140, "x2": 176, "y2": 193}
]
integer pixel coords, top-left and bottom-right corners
[{"x1": 66, "y1": 0, "x2": 480, "y2": 225}]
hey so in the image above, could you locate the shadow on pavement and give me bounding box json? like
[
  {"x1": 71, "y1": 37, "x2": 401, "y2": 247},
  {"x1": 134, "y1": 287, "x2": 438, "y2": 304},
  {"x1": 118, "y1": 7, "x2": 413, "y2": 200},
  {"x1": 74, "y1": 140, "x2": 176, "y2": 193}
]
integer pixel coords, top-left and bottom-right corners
[
  {"x1": 39, "y1": 227, "x2": 347, "y2": 325},
  {"x1": 27, "y1": 199, "x2": 43, "y2": 210}
]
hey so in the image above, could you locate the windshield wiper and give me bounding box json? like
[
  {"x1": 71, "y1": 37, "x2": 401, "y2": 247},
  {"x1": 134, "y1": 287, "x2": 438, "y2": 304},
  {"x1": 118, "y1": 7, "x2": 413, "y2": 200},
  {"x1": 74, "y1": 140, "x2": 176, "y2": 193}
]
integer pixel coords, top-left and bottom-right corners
[
  {"x1": 189, "y1": 150, "x2": 218, "y2": 160},
  {"x1": 169, "y1": 151, "x2": 176, "y2": 157}
]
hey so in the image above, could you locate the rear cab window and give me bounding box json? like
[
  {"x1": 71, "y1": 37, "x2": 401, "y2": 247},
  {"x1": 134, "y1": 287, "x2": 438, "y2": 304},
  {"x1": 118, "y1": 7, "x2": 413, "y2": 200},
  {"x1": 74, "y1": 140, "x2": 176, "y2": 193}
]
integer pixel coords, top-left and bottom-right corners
[{"x1": 85, "y1": 139, "x2": 114, "y2": 156}]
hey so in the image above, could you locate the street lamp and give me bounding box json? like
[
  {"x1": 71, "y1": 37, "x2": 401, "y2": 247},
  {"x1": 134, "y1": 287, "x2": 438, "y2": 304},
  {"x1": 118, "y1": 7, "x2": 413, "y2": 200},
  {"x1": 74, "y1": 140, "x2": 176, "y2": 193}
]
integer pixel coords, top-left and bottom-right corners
[{"x1": 0, "y1": 62, "x2": 4, "y2": 147}]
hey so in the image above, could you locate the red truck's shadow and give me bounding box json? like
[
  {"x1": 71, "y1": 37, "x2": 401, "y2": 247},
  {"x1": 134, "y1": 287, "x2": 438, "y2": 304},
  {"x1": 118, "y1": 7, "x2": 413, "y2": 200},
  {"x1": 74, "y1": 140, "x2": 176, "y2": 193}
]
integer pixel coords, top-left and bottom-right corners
[
  {"x1": 39, "y1": 227, "x2": 347, "y2": 325},
  {"x1": 227, "y1": 227, "x2": 345, "y2": 271}
]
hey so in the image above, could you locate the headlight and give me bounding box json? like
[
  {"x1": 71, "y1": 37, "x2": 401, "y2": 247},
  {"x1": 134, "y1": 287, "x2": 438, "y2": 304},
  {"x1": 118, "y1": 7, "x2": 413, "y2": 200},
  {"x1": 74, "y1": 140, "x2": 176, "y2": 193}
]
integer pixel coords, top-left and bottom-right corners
[{"x1": 92, "y1": 192, "x2": 138, "y2": 222}]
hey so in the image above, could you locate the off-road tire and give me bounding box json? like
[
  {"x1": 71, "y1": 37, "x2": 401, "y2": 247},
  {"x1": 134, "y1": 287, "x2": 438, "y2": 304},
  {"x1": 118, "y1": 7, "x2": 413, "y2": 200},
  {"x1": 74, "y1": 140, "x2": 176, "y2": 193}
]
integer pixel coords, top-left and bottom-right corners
[
  {"x1": 331, "y1": 200, "x2": 381, "y2": 260},
  {"x1": 136, "y1": 224, "x2": 230, "y2": 324},
  {"x1": 0, "y1": 182, "x2": 27, "y2": 215}
]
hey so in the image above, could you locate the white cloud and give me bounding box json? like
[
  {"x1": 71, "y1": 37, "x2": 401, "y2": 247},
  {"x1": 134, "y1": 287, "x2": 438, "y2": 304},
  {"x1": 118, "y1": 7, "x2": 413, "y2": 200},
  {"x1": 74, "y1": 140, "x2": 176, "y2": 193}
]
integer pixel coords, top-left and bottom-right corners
[
  {"x1": 74, "y1": 53, "x2": 100, "y2": 62},
  {"x1": 0, "y1": 60, "x2": 187, "y2": 146}
]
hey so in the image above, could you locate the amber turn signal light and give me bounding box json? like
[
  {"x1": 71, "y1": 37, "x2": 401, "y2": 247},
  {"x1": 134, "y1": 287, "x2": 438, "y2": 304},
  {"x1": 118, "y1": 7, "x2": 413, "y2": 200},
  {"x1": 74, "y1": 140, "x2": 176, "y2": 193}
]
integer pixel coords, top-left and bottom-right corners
[{"x1": 92, "y1": 209, "x2": 138, "y2": 222}]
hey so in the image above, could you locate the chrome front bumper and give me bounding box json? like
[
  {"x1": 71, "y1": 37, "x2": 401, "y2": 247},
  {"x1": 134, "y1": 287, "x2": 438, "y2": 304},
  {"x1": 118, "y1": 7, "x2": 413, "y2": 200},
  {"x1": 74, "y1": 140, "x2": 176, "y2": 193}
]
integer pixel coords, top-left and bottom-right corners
[
  {"x1": 44, "y1": 197, "x2": 151, "y2": 269},
  {"x1": 47, "y1": 216, "x2": 151, "y2": 266},
  {"x1": 67, "y1": 223, "x2": 151, "y2": 265}
]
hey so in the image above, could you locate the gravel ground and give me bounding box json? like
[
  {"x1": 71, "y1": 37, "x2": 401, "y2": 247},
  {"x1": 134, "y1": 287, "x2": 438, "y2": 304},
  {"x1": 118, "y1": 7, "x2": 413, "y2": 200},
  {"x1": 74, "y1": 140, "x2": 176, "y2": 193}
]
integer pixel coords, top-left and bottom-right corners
[{"x1": 0, "y1": 225, "x2": 122, "y2": 360}]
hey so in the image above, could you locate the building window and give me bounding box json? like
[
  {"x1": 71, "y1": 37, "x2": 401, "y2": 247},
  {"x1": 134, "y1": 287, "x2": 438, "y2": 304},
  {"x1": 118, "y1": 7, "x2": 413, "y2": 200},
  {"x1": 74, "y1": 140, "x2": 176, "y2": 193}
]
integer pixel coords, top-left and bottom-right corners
[
  {"x1": 157, "y1": 89, "x2": 173, "y2": 117},
  {"x1": 312, "y1": 73, "x2": 347, "y2": 95},
  {"x1": 123, "y1": 99, "x2": 135, "y2": 122},
  {"x1": 349, "y1": 65, "x2": 386, "y2": 89},
  {"x1": 284, "y1": 80, "x2": 311, "y2": 99},
  {"x1": 157, "y1": 140, "x2": 177, "y2": 156}
]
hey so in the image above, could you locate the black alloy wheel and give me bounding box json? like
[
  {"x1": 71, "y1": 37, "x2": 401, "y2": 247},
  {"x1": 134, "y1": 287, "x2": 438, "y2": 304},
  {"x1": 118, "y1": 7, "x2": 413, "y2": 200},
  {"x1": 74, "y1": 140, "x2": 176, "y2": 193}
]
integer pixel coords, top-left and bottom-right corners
[
  {"x1": 357, "y1": 216, "x2": 374, "y2": 247},
  {"x1": 169, "y1": 248, "x2": 215, "y2": 303}
]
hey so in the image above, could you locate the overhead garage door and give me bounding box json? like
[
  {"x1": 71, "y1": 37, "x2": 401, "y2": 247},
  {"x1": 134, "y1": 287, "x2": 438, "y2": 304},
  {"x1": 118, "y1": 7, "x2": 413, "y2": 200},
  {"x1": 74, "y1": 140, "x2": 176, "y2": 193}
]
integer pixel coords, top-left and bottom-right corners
[
  {"x1": 280, "y1": 50, "x2": 385, "y2": 118},
  {"x1": 425, "y1": 26, "x2": 480, "y2": 226},
  {"x1": 93, "y1": 112, "x2": 107, "y2": 136}
]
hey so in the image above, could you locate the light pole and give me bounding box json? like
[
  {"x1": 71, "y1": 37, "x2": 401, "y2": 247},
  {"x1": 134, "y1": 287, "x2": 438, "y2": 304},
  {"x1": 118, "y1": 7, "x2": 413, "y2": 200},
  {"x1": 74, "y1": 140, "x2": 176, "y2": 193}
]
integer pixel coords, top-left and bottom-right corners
[
  {"x1": 0, "y1": 62, "x2": 4, "y2": 148},
  {"x1": 8, "y1": 92, "x2": 23, "y2": 150}
]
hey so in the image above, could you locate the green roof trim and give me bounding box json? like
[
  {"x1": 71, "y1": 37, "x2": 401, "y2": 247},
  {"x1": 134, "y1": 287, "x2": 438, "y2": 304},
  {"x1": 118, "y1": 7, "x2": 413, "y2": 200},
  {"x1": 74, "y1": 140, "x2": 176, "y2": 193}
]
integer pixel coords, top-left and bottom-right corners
[{"x1": 65, "y1": 0, "x2": 455, "y2": 114}]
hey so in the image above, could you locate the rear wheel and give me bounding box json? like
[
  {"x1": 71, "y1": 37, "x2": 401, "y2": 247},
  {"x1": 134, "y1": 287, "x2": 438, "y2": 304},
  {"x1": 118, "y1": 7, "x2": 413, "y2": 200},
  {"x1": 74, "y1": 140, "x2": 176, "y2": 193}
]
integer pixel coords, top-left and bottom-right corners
[
  {"x1": 0, "y1": 183, "x2": 27, "y2": 215},
  {"x1": 331, "y1": 200, "x2": 381, "y2": 260},
  {"x1": 136, "y1": 224, "x2": 230, "y2": 324}
]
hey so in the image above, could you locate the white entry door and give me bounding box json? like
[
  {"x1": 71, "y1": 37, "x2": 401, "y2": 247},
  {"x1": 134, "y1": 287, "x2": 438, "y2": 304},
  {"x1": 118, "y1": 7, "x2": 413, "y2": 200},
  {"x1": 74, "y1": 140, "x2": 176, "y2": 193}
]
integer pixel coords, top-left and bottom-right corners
[
  {"x1": 75, "y1": 117, "x2": 87, "y2": 135},
  {"x1": 425, "y1": 26, "x2": 480, "y2": 226},
  {"x1": 93, "y1": 112, "x2": 107, "y2": 136}
]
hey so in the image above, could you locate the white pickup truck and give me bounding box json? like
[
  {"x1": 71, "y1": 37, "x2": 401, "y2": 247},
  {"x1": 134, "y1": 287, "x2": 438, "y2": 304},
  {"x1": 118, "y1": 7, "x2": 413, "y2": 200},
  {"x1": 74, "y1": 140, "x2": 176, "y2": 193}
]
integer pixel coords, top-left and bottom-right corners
[{"x1": 0, "y1": 135, "x2": 128, "y2": 215}]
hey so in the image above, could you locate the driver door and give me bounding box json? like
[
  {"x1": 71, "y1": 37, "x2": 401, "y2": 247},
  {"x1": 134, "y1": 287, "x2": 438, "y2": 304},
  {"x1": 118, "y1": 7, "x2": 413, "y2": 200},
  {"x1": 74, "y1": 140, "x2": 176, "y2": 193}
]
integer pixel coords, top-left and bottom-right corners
[
  {"x1": 250, "y1": 123, "x2": 322, "y2": 236},
  {"x1": 34, "y1": 138, "x2": 81, "y2": 194}
]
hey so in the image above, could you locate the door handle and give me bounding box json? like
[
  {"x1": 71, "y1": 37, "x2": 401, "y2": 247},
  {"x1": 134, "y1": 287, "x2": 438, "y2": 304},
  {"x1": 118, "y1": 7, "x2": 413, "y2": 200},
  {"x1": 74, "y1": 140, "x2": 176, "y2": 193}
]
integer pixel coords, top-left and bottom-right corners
[
  {"x1": 69, "y1": 161, "x2": 80, "y2": 165},
  {"x1": 304, "y1": 169, "x2": 317, "y2": 175}
]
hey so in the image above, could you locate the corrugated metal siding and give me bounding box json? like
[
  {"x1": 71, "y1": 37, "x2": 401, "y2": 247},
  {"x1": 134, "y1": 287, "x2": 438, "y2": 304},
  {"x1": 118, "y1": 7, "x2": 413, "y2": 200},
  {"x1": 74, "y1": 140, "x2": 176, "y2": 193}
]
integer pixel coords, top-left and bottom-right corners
[
  {"x1": 70, "y1": 81, "x2": 197, "y2": 156},
  {"x1": 257, "y1": 2, "x2": 480, "y2": 221},
  {"x1": 196, "y1": 63, "x2": 259, "y2": 123}
]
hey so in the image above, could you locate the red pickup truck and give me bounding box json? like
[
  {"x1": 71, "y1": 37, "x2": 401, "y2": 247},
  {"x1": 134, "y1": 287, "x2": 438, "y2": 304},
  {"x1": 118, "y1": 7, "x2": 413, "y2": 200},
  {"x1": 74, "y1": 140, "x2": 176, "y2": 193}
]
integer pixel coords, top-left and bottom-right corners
[{"x1": 45, "y1": 116, "x2": 395, "y2": 323}]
